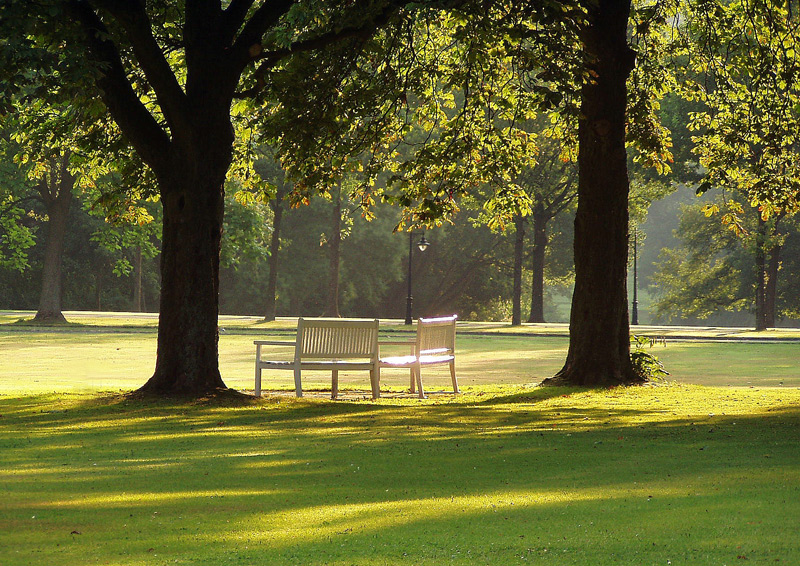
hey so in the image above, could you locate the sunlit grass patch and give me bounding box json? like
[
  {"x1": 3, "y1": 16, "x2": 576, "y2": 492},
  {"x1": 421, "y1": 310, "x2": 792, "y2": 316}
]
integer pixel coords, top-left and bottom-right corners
[{"x1": 1, "y1": 385, "x2": 799, "y2": 565}]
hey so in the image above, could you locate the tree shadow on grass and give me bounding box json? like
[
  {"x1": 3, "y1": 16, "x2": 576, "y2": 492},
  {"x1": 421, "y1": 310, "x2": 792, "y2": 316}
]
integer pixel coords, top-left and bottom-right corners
[{"x1": 2, "y1": 391, "x2": 799, "y2": 565}]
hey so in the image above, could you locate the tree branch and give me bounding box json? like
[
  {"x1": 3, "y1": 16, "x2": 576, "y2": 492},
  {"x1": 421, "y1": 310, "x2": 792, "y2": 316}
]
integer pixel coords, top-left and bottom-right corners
[
  {"x1": 230, "y1": 0, "x2": 296, "y2": 70},
  {"x1": 92, "y1": 0, "x2": 189, "y2": 135},
  {"x1": 234, "y1": 1, "x2": 404, "y2": 99},
  {"x1": 66, "y1": 0, "x2": 171, "y2": 171},
  {"x1": 222, "y1": 0, "x2": 257, "y2": 44}
]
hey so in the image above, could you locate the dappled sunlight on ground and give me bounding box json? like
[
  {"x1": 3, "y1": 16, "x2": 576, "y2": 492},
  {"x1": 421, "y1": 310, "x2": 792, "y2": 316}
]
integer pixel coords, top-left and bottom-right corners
[{"x1": 1, "y1": 386, "x2": 799, "y2": 565}]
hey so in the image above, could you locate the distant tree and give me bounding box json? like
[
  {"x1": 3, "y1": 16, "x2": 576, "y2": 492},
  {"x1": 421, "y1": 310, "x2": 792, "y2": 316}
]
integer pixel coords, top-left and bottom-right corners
[
  {"x1": 517, "y1": 131, "x2": 578, "y2": 324},
  {"x1": 652, "y1": 197, "x2": 797, "y2": 329}
]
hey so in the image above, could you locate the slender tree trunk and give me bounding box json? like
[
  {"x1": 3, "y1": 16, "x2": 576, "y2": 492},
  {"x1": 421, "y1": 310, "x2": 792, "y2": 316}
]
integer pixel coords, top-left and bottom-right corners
[
  {"x1": 549, "y1": 0, "x2": 640, "y2": 386},
  {"x1": 764, "y1": 244, "x2": 781, "y2": 329},
  {"x1": 95, "y1": 272, "x2": 103, "y2": 311},
  {"x1": 33, "y1": 155, "x2": 73, "y2": 324},
  {"x1": 132, "y1": 245, "x2": 143, "y2": 312},
  {"x1": 528, "y1": 210, "x2": 548, "y2": 323},
  {"x1": 755, "y1": 219, "x2": 768, "y2": 331},
  {"x1": 322, "y1": 185, "x2": 342, "y2": 317},
  {"x1": 512, "y1": 215, "x2": 526, "y2": 325},
  {"x1": 264, "y1": 184, "x2": 286, "y2": 322}
]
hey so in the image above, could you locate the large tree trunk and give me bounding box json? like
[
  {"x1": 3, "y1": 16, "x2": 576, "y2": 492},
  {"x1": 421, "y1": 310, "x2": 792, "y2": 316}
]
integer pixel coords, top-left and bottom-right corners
[
  {"x1": 322, "y1": 185, "x2": 342, "y2": 317},
  {"x1": 549, "y1": 0, "x2": 640, "y2": 386},
  {"x1": 512, "y1": 215, "x2": 526, "y2": 325},
  {"x1": 138, "y1": 107, "x2": 232, "y2": 395},
  {"x1": 527, "y1": 210, "x2": 548, "y2": 323},
  {"x1": 264, "y1": 184, "x2": 286, "y2": 322},
  {"x1": 33, "y1": 155, "x2": 73, "y2": 324}
]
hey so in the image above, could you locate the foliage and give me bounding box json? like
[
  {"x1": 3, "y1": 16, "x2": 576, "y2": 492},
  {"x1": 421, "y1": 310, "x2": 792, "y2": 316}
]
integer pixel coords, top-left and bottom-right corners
[
  {"x1": 651, "y1": 201, "x2": 752, "y2": 321},
  {"x1": 680, "y1": 0, "x2": 800, "y2": 213},
  {"x1": 0, "y1": 157, "x2": 36, "y2": 271},
  {"x1": 629, "y1": 334, "x2": 669, "y2": 381},
  {"x1": 651, "y1": 194, "x2": 800, "y2": 324}
]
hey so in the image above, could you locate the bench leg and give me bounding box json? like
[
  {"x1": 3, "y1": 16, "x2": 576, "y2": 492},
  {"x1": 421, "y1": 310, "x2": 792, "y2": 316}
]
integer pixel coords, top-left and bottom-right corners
[
  {"x1": 331, "y1": 370, "x2": 339, "y2": 400},
  {"x1": 370, "y1": 368, "x2": 381, "y2": 399},
  {"x1": 409, "y1": 369, "x2": 416, "y2": 394},
  {"x1": 293, "y1": 365, "x2": 303, "y2": 397},
  {"x1": 450, "y1": 360, "x2": 460, "y2": 394},
  {"x1": 254, "y1": 345, "x2": 262, "y2": 397},
  {"x1": 414, "y1": 364, "x2": 425, "y2": 399}
]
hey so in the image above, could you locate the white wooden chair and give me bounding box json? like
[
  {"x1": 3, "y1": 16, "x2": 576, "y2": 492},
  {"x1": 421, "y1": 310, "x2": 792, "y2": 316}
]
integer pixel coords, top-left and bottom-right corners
[
  {"x1": 254, "y1": 318, "x2": 380, "y2": 399},
  {"x1": 378, "y1": 315, "x2": 459, "y2": 398}
]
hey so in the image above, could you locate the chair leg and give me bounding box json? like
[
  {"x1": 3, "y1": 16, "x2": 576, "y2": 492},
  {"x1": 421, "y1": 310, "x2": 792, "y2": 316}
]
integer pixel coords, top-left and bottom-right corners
[
  {"x1": 293, "y1": 366, "x2": 303, "y2": 397},
  {"x1": 414, "y1": 365, "x2": 425, "y2": 399},
  {"x1": 371, "y1": 368, "x2": 381, "y2": 399},
  {"x1": 450, "y1": 361, "x2": 460, "y2": 393},
  {"x1": 255, "y1": 344, "x2": 262, "y2": 397},
  {"x1": 331, "y1": 369, "x2": 339, "y2": 399}
]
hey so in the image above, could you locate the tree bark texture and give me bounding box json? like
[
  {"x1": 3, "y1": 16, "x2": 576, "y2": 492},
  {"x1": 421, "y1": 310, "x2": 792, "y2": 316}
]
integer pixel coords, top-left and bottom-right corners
[
  {"x1": 512, "y1": 215, "x2": 526, "y2": 325},
  {"x1": 552, "y1": 0, "x2": 640, "y2": 386},
  {"x1": 139, "y1": 142, "x2": 229, "y2": 394},
  {"x1": 33, "y1": 155, "x2": 73, "y2": 324},
  {"x1": 527, "y1": 210, "x2": 548, "y2": 323}
]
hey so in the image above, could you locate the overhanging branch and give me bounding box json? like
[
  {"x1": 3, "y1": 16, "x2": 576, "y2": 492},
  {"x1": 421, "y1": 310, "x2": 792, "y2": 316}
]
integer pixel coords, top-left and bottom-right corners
[{"x1": 66, "y1": 0, "x2": 171, "y2": 171}]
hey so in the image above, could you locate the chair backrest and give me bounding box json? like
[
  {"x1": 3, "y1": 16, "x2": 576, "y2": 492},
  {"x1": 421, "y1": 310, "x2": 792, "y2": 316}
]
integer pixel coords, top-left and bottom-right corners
[
  {"x1": 416, "y1": 315, "x2": 457, "y2": 355},
  {"x1": 296, "y1": 318, "x2": 380, "y2": 360}
]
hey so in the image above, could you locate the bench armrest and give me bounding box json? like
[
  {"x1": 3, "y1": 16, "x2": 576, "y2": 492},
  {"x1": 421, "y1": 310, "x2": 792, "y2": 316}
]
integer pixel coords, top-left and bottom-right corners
[{"x1": 254, "y1": 340, "x2": 295, "y2": 346}]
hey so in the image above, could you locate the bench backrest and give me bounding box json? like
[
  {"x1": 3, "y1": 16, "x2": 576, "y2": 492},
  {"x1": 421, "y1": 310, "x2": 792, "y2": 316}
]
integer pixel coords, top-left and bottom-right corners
[
  {"x1": 416, "y1": 315, "x2": 457, "y2": 356},
  {"x1": 296, "y1": 318, "x2": 380, "y2": 360}
]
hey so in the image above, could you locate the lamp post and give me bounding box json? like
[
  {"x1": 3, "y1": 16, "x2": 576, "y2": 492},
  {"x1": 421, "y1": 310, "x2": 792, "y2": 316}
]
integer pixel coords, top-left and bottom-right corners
[
  {"x1": 631, "y1": 228, "x2": 639, "y2": 326},
  {"x1": 405, "y1": 231, "x2": 430, "y2": 325}
]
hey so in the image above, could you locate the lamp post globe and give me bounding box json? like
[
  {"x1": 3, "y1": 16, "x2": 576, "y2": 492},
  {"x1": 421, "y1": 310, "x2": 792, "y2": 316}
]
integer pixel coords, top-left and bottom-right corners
[{"x1": 405, "y1": 232, "x2": 430, "y2": 325}]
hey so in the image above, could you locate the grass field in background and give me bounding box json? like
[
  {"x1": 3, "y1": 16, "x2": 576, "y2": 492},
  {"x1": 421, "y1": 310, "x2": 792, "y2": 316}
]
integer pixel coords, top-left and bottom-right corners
[{"x1": 1, "y1": 319, "x2": 798, "y2": 394}]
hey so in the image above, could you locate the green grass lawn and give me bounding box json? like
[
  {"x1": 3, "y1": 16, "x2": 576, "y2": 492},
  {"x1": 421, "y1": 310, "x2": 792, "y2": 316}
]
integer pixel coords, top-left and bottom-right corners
[
  {"x1": 1, "y1": 387, "x2": 799, "y2": 565},
  {"x1": 1, "y1": 315, "x2": 799, "y2": 564}
]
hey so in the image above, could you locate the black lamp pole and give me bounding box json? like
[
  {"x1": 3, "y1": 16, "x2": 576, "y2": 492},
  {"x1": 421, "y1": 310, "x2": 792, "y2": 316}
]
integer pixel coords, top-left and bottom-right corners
[
  {"x1": 632, "y1": 228, "x2": 639, "y2": 325},
  {"x1": 404, "y1": 231, "x2": 430, "y2": 325}
]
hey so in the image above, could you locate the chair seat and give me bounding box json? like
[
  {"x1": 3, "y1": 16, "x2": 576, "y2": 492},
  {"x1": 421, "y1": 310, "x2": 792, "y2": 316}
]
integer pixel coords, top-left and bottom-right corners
[
  {"x1": 380, "y1": 354, "x2": 455, "y2": 367},
  {"x1": 259, "y1": 359, "x2": 375, "y2": 369}
]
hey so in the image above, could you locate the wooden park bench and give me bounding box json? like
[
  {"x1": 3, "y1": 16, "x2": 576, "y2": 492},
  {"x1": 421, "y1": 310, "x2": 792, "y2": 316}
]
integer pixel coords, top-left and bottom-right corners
[
  {"x1": 377, "y1": 315, "x2": 460, "y2": 398},
  {"x1": 254, "y1": 318, "x2": 380, "y2": 399}
]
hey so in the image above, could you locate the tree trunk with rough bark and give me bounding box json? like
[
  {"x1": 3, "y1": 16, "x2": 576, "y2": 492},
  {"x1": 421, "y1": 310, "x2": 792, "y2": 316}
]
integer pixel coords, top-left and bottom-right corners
[
  {"x1": 549, "y1": 0, "x2": 640, "y2": 386},
  {"x1": 512, "y1": 215, "x2": 525, "y2": 325},
  {"x1": 33, "y1": 155, "x2": 73, "y2": 324},
  {"x1": 528, "y1": 210, "x2": 548, "y2": 323},
  {"x1": 137, "y1": 98, "x2": 232, "y2": 395}
]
